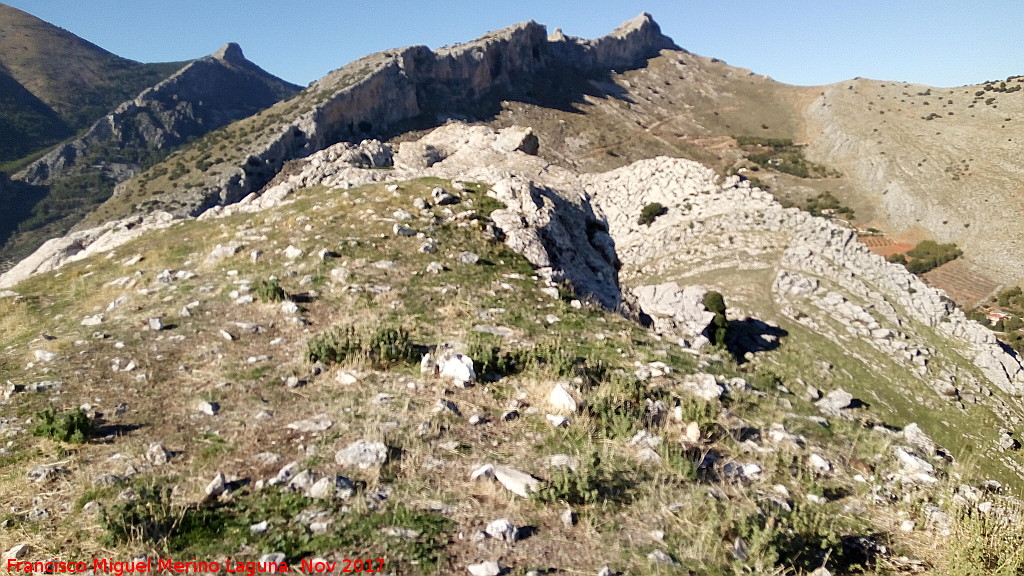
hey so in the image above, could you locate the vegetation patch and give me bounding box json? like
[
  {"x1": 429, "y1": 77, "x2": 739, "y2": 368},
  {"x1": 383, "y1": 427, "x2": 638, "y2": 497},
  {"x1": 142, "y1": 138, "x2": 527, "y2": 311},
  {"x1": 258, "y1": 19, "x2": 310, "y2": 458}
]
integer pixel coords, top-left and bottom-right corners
[
  {"x1": 703, "y1": 290, "x2": 729, "y2": 347},
  {"x1": 306, "y1": 324, "x2": 417, "y2": 368},
  {"x1": 638, "y1": 202, "x2": 668, "y2": 226},
  {"x1": 253, "y1": 277, "x2": 287, "y2": 302},
  {"x1": 736, "y1": 136, "x2": 839, "y2": 179},
  {"x1": 31, "y1": 407, "x2": 94, "y2": 443},
  {"x1": 101, "y1": 482, "x2": 452, "y2": 567},
  {"x1": 887, "y1": 239, "x2": 963, "y2": 275}
]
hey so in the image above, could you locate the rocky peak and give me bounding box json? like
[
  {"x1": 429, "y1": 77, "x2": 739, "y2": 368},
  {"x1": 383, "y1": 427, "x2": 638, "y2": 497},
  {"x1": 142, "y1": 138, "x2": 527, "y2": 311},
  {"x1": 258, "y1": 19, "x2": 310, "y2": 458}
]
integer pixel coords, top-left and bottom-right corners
[
  {"x1": 213, "y1": 42, "x2": 246, "y2": 64},
  {"x1": 548, "y1": 12, "x2": 680, "y2": 70}
]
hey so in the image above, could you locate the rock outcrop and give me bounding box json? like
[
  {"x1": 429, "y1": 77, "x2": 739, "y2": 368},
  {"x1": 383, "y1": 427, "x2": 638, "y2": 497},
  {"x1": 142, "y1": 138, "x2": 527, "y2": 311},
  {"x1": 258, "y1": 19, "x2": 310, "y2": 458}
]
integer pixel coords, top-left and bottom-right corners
[{"x1": 0, "y1": 211, "x2": 179, "y2": 288}]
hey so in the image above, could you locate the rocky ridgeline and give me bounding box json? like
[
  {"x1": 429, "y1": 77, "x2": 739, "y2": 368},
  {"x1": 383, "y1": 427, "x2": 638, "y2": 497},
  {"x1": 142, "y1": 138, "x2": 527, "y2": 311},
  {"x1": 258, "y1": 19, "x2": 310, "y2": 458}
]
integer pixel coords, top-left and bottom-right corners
[
  {"x1": 5, "y1": 121, "x2": 1024, "y2": 427},
  {"x1": 129, "y1": 13, "x2": 678, "y2": 216},
  {"x1": 16, "y1": 43, "x2": 299, "y2": 185}
]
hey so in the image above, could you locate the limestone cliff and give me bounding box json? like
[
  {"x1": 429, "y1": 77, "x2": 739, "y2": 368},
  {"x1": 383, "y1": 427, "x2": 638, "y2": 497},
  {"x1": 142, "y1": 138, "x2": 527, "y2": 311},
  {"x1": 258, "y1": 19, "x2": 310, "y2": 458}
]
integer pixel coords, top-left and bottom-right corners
[{"x1": 113, "y1": 13, "x2": 680, "y2": 218}]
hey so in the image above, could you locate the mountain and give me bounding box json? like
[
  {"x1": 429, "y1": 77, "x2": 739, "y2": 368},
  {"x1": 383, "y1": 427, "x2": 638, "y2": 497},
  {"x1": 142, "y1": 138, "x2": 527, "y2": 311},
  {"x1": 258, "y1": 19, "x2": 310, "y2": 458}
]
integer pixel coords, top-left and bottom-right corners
[
  {"x1": 0, "y1": 3, "x2": 186, "y2": 160},
  {"x1": 0, "y1": 67, "x2": 72, "y2": 161},
  {"x1": 102, "y1": 13, "x2": 678, "y2": 220},
  {"x1": 5, "y1": 12, "x2": 1024, "y2": 574},
  {"x1": 0, "y1": 6, "x2": 300, "y2": 273}
]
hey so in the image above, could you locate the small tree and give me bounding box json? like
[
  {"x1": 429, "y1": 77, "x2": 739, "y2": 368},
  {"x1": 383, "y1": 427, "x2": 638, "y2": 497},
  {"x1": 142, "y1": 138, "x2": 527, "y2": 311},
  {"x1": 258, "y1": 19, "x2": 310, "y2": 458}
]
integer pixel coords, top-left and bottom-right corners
[
  {"x1": 638, "y1": 202, "x2": 668, "y2": 226},
  {"x1": 703, "y1": 290, "x2": 729, "y2": 347}
]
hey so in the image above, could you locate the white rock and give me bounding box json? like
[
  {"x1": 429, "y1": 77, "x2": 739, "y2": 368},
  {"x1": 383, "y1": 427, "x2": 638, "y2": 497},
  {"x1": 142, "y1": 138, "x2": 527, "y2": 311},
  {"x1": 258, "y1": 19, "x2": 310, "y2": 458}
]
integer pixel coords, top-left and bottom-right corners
[
  {"x1": 335, "y1": 371, "x2": 360, "y2": 385},
  {"x1": 3, "y1": 544, "x2": 29, "y2": 561},
  {"x1": 647, "y1": 550, "x2": 677, "y2": 565},
  {"x1": 205, "y1": 472, "x2": 227, "y2": 498},
  {"x1": 335, "y1": 440, "x2": 388, "y2": 469},
  {"x1": 548, "y1": 382, "x2": 578, "y2": 413},
  {"x1": 33, "y1": 350, "x2": 57, "y2": 362},
  {"x1": 284, "y1": 245, "x2": 304, "y2": 260},
  {"x1": 471, "y1": 464, "x2": 540, "y2": 497},
  {"x1": 808, "y1": 453, "x2": 832, "y2": 472},
  {"x1": 81, "y1": 314, "x2": 103, "y2": 326},
  {"x1": 280, "y1": 301, "x2": 300, "y2": 314},
  {"x1": 307, "y1": 475, "x2": 355, "y2": 500},
  {"x1": 900, "y1": 520, "x2": 916, "y2": 532},
  {"x1": 546, "y1": 414, "x2": 570, "y2": 427},
  {"x1": 420, "y1": 353, "x2": 437, "y2": 376},
  {"x1": 195, "y1": 400, "x2": 220, "y2": 416},
  {"x1": 485, "y1": 518, "x2": 519, "y2": 542},
  {"x1": 393, "y1": 224, "x2": 416, "y2": 237},
  {"x1": 684, "y1": 421, "x2": 701, "y2": 443},
  {"x1": 439, "y1": 352, "x2": 476, "y2": 386},
  {"x1": 286, "y1": 413, "x2": 333, "y2": 433},
  {"x1": 680, "y1": 373, "x2": 724, "y2": 401},
  {"x1": 146, "y1": 442, "x2": 170, "y2": 466},
  {"x1": 466, "y1": 561, "x2": 502, "y2": 576}
]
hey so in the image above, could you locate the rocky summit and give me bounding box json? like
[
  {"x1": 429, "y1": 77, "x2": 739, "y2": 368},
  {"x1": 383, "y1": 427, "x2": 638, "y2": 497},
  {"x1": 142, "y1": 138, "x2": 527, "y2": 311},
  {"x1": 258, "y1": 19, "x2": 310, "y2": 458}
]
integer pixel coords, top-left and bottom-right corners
[{"x1": 4, "y1": 10, "x2": 1024, "y2": 576}]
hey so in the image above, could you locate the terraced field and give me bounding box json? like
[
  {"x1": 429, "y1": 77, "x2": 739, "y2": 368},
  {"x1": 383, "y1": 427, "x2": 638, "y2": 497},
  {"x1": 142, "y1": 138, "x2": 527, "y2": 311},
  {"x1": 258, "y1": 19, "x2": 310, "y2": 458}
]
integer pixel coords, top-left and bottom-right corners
[
  {"x1": 923, "y1": 258, "x2": 1002, "y2": 308},
  {"x1": 857, "y1": 235, "x2": 914, "y2": 259}
]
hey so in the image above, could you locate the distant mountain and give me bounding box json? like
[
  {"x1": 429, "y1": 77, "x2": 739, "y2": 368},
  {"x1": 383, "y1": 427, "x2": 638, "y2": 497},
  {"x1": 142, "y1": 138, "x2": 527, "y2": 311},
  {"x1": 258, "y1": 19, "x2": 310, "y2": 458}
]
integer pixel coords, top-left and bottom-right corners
[
  {"x1": 0, "y1": 6, "x2": 300, "y2": 269},
  {"x1": 0, "y1": 3, "x2": 186, "y2": 163}
]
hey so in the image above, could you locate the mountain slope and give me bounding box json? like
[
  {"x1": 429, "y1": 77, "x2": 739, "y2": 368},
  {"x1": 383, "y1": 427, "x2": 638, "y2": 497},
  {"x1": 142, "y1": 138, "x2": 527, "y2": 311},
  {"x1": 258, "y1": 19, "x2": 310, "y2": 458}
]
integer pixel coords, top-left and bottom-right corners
[
  {"x1": 1, "y1": 122, "x2": 1022, "y2": 574},
  {"x1": 101, "y1": 13, "x2": 679, "y2": 221},
  {"x1": 803, "y1": 77, "x2": 1024, "y2": 285},
  {"x1": 0, "y1": 67, "x2": 72, "y2": 163},
  {"x1": 0, "y1": 3, "x2": 185, "y2": 133},
  {"x1": 0, "y1": 42, "x2": 299, "y2": 273}
]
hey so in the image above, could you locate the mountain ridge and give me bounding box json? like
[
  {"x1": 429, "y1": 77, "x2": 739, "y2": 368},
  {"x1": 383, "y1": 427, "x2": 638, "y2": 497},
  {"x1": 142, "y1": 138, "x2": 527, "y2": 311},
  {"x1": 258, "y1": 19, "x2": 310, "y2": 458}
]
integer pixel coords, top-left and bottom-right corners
[{"x1": 102, "y1": 12, "x2": 679, "y2": 220}]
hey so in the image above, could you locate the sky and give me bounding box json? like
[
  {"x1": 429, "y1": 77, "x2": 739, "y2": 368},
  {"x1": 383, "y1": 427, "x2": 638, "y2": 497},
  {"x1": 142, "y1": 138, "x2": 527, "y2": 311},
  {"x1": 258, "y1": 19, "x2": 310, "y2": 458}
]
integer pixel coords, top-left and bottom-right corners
[{"x1": 4, "y1": 1, "x2": 1024, "y2": 88}]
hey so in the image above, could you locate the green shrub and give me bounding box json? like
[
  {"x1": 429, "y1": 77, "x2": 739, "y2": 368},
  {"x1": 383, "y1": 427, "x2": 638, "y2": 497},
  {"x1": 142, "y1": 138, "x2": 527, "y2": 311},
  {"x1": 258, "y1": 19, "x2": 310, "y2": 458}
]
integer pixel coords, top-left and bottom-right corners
[
  {"x1": 253, "y1": 278, "x2": 286, "y2": 302},
  {"x1": 467, "y1": 333, "x2": 528, "y2": 377},
  {"x1": 531, "y1": 450, "x2": 604, "y2": 506},
  {"x1": 31, "y1": 408, "x2": 94, "y2": 443},
  {"x1": 638, "y1": 202, "x2": 668, "y2": 226},
  {"x1": 703, "y1": 290, "x2": 729, "y2": 346},
  {"x1": 306, "y1": 324, "x2": 416, "y2": 367},
  {"x1": 587, "y1": 372, "x2": 666, "y2": 439}
]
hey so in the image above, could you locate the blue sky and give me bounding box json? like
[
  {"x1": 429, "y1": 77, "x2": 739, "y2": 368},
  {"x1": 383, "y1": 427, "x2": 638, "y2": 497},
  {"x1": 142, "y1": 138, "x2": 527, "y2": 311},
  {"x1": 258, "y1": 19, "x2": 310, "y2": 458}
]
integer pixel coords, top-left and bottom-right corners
[{"x1": 5, "y1": 1, "x2": 1022, "y2": 88}]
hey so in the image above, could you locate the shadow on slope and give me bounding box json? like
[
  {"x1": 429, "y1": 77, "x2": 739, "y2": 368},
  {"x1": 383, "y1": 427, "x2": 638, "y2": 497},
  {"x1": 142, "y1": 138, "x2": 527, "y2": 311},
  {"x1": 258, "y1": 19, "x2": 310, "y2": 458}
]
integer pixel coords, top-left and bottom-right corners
[{"x1": 726, "y1": 318, "x2": 788, "y2": 362}]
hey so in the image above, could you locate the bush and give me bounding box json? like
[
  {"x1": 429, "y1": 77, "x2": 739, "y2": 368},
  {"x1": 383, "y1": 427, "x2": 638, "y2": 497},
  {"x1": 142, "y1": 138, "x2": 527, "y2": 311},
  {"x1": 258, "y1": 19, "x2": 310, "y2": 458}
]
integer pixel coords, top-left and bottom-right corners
[
  {"x1": 306, "y1": 324, "x2": 416, "y2": 367},
  {"x1": 901, "y1": 240, "x2": 962, "y2": 275},
  {"x1": 703, "y1": 290, "x2": 729, "y2": 346},
  {"x1": 253, "y1": 278, "x2": 286, "y2": 302},
  {"x1": 467, "y1": 333, "x2": 528, "y2": 378},
  {"x1": 31, "y1": 408, "x2": 94, "y2": 443},
  {"x1": 638, "y1": 202, "x2": 668, "y2": 226}
]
